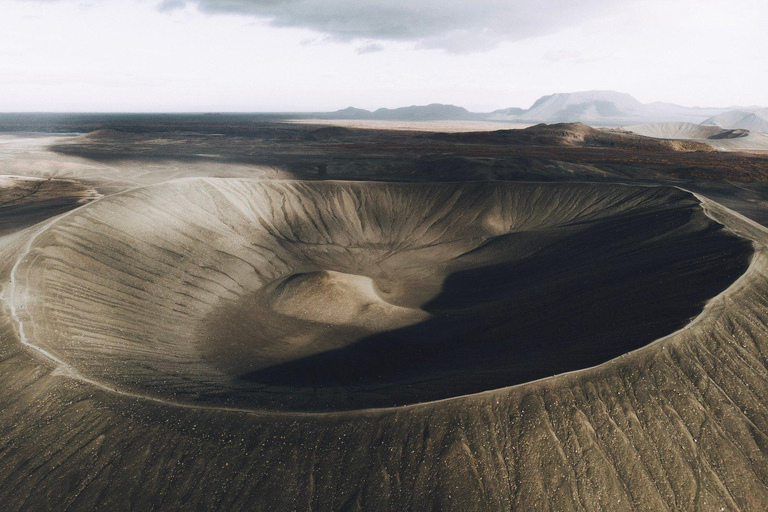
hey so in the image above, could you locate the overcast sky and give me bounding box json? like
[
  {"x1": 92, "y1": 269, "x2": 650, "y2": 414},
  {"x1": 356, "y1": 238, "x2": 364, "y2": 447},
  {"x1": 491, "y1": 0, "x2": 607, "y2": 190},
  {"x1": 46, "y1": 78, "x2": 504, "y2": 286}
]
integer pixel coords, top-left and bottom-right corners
[{"x1": 2, "y1": 0, "x2": 766, "y2": 112}]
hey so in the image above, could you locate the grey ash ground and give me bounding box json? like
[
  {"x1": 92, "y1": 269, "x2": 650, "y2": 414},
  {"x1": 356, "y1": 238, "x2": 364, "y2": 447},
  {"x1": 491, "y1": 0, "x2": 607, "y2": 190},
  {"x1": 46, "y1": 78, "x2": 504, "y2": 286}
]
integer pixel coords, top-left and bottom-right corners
[{"x1": 2, "y1": 118, "x2": 768, "y2": 511}]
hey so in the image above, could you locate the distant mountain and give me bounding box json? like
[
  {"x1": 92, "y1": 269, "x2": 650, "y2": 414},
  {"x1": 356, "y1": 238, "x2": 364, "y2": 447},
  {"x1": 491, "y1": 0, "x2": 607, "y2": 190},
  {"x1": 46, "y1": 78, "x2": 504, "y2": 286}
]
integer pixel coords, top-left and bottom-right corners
[
  {"x1": 514, "y1": 91, "x2": 646, "y2": 124},
  {"x1": 510, "y1": 91, "x2": 744, "y2": 125},
  {"x1": 316, "y1": 92, "x2": 763, "y2": 127},
  {"x1": 702, "y1": 109, "x2": 768, "y2": 133}
]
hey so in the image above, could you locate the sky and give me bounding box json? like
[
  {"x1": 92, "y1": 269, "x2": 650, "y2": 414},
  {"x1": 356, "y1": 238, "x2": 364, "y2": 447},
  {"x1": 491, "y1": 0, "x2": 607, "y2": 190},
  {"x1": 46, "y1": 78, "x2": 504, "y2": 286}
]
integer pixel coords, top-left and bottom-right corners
[{"x1": 1, "y1": 0, "x2": 767, "y2": 112}]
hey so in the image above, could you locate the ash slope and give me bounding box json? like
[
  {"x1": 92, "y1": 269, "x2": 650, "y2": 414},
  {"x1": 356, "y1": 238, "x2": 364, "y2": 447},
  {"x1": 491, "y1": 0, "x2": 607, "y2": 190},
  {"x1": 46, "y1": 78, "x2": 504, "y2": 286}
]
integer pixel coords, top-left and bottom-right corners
[
  {"x1": 0, "y1": 176, "x2": 99, "y2": 235},
  {"x1": 704, "y1": 109, "x2": 768, "y2": 134},
  {"x1": 625, "y1": 122, "x2": 768, "y2": 151},
  {"x1": 1, "y1": 177, "x2": 768, "y2": 510}
]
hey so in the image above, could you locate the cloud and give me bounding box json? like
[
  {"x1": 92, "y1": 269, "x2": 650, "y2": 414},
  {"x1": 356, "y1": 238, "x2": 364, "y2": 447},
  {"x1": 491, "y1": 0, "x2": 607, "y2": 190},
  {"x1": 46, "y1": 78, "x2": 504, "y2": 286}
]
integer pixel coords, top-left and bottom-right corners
[
  {"x1": 355, "y1": 43, "x2": 384, "y2": 55},
  {"x1": 19, "y1": 0, "x2": 631, "y2": 52},
  {"x1": 165, "y1": 0, "x2": 625, "y2": 52},
  {"x1": 157, "y1": 0, "x2": 186, "y2": 12}
]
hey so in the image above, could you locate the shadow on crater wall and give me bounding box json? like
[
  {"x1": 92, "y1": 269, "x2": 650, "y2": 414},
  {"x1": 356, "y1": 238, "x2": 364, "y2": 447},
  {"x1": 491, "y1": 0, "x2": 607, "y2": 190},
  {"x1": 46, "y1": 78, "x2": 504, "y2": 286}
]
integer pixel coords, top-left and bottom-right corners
[{"x1": 243, "y1": 206, "x2": 752, "y2": 410}]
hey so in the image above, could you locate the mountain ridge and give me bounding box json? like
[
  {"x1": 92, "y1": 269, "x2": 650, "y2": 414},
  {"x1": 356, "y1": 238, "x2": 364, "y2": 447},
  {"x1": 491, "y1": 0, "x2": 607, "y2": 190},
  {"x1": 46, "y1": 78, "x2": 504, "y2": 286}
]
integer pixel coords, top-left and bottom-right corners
[{"x1": 319, "y1": 91, "x2": 765, "y2": 129}]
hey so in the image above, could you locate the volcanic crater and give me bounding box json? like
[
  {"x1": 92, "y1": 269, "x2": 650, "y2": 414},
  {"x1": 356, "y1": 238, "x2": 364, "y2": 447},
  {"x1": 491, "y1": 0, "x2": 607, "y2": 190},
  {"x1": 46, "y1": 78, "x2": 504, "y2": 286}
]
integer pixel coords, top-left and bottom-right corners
[{"x1": 12, "y1": 179, "x2": 752, "y2": 411}]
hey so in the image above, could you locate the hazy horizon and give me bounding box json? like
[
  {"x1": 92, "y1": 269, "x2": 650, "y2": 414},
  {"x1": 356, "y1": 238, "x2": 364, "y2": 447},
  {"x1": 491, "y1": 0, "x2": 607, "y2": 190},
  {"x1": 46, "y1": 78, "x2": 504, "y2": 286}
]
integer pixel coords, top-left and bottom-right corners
[
  {"x1": 3, "y1": 0, "x2": 767, "y2": 112},
  {"x1": 0, "y1": 89, "x2": 764, "y2": 115}
]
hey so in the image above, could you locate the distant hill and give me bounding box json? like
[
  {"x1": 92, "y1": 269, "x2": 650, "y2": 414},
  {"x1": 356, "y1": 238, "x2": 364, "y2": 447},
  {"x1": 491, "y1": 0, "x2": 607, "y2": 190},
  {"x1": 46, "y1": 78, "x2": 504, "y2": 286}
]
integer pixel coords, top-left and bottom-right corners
[
  {"x1": 643, "y1": 102, "x2": 737, "y2": 124},
  {"x1": 322, "y1": 104, "x2": 482, "y2": 121},
  {"x1": 437, "y1": 122, "x2": 713, "y2": 152},
  {"x1": 373, "y1": 104, "x2": 478, "y2": 120},
  {"x1": 327, "y1": 107, "x2": 374, "y2": 119},
  {"x1": 703, "y1": 109, "x2": 768, "y2": 133},
  {"x1": 488, "y1": 107, "x2": 525, "y2": 118}
]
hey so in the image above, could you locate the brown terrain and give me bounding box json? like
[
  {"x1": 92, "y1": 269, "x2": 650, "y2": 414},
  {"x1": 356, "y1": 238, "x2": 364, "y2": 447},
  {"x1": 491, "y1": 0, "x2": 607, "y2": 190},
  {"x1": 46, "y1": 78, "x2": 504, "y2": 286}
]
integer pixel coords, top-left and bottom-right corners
[{"x1": 1, "y1": 119, "x2": 768, "y2": 511}]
